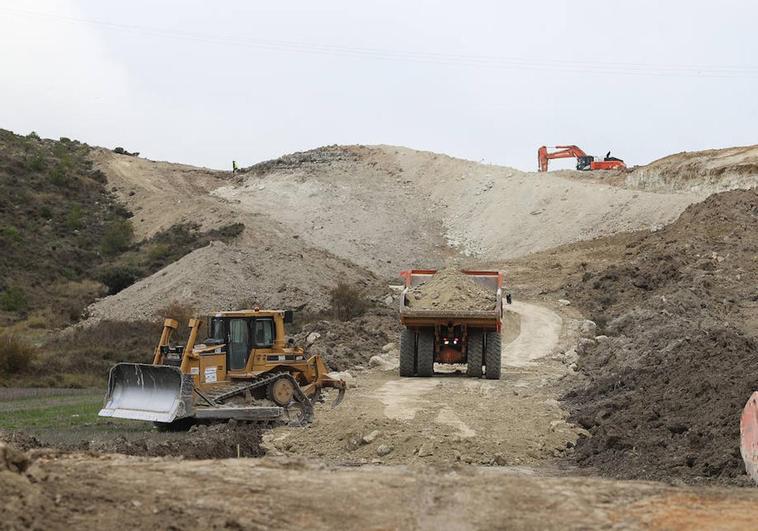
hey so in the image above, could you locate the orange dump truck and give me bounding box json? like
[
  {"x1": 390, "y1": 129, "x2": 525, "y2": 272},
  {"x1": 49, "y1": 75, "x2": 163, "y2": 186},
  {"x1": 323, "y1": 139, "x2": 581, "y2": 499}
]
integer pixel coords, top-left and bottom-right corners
[{"x1": 398, "y1": 269, "x2": 511, "y2": 379}]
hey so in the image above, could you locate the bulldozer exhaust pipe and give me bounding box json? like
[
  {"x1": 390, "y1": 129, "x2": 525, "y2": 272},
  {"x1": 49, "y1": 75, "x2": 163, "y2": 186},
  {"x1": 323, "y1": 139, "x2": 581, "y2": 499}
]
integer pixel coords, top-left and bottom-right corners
[{"x1": 99, "y1": 363, "x2": 194, "y2": 424}]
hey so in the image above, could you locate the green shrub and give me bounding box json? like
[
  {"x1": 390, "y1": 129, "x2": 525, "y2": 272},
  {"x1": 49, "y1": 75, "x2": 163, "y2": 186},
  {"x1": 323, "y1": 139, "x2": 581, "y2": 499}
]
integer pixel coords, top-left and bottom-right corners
[
  {"x1": 98, "y1": 265, "x2": 143, "y2": 294},
  {"x1": 329, "y1": 283, "x2": 367, "y2": 321},
  {"x1": 49, "y1": 164, "x2": 71, "y2": 186},
  {"x1": 0, "y1": 225, "x2": 22, "y2": 243},
  {"x1": 101, "y1": 219, "x2": 134, "y2": 256},
  {"x1": 26, "y1": 153, "x2": 47, "y2": 172},
  {"x1": 0, "y1": 334, "x2": 36, "y2": 375},
  {"x1": 147, "y1": 243, "x2": 172, "y2": 264},
  {"x1": 0, "y1": 287, "x2": 28, "y2": 312},
  {"x1": 211, "y1": 222, "x2": 245, "y2": 240},
  {"x1": 65, "y1": 205, "x2": 83, "y2": 230}
]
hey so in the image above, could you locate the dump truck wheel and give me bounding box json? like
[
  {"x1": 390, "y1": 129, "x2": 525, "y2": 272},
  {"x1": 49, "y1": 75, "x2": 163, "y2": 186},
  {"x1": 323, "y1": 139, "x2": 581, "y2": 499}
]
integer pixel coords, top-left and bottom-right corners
[
  {"x1": 267, "y1": 377, "x2": 296, "y2": 406},
  {"x1": 416, "y1": 329, "x2": 434, "y2": 377},
  {"x1": 466, "y1": 331, "x2": 483, "y2": 377},
  {"x1": 485, "y1": 331, "x2": 502, "y2": 380},
  {"x1": 399, "y1": 328, "x2": 416, "y2": 377}
]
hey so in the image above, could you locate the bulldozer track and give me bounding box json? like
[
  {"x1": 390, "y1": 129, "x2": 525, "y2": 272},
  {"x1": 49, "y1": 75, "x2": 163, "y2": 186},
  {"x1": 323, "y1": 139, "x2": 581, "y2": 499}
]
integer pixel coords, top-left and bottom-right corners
[{"x1": 202, "y1": 372, "x2": 314, "y2": 424}]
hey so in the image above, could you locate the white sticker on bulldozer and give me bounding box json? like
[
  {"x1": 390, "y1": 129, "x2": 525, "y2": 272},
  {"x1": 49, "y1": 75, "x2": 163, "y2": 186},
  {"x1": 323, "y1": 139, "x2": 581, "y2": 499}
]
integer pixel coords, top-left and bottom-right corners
[
  {"x1": 204, "y1": 367, "x2": 217, "y2": 383},
  {"x1": 190, "y1": 367, "x2": 199, "y2": 375}
]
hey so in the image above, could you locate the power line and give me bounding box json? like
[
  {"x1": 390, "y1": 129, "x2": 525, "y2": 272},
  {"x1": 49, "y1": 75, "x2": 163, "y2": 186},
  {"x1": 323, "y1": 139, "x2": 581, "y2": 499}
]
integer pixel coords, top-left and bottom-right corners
[{"x1": 2, "y1": 6, "x2": 757, "y2": 79}]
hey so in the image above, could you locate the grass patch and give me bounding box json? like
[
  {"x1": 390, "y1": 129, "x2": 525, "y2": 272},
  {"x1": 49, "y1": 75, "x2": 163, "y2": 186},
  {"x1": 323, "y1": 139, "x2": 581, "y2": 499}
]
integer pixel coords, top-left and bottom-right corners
[{"x1": 0, "y1": 393, "x2": 102, "y2": 430}]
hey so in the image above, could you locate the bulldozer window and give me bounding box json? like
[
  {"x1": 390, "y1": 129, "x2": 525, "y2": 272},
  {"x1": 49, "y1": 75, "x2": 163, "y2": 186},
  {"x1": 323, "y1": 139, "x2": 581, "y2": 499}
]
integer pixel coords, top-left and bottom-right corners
[
  {"x1": 211, "y1": 318, "x2": 224, "y2": 341},
  {"x1": 228, "y1": 318, "x2": 250, "y2": 370},
  {"x1": 253, "y1": 318, "x2": 274, "y2": 347}
]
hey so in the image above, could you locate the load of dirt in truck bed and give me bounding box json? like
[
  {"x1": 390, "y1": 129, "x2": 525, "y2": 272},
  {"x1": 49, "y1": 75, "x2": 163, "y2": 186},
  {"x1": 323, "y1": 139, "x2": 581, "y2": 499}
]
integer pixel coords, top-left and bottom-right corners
[
  {"x1": 405, "y1": 268, "x2": 497, "y2": 312},
  {"x1": 562, "y1": 189, "x2": 758, "y2": 484}
]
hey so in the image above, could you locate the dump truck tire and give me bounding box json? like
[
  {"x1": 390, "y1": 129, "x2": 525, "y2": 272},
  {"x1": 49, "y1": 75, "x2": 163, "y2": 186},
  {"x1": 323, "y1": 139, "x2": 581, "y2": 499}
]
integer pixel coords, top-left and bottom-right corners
[
  {"x1": 416, "y1": 329, "x2": 434, "y2": 377},
  {"x1": 467, "y1": 331, "x2": 483, "y2": 377},
  {"x1": 399, "y1": 328, "x2": 416, "y2": 377},
  {"x1": 485, "y1": 331, "x2": 502, "y2": 380}
]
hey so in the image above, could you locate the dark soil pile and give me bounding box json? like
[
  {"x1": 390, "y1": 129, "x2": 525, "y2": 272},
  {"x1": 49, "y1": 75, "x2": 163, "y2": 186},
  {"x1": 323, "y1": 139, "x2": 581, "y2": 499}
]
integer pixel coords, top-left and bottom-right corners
[
  {"x1": 1, "y1": 422, "x2": 264, "y2": 459},
  {"x1": 293, "y1": 307, "x2": 401, "y2": 371},
  {"x1": 406, "y1": 268, "x2": 497, "y2": 311},
  {"x1": 85, "y1": 422, "x2": 264, "y2": 459},
  {"x1": 563, "y1": 189, "x2": 758, "y2": 484}
]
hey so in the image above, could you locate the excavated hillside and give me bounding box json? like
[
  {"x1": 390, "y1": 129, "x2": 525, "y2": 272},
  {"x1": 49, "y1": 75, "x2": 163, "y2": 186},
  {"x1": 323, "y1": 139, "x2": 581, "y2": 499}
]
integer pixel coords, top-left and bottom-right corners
[
  {"x1": 214, "y1": 145, "x2": 704, "y2": 274},
  {"x1": 85, "y1": 149, "x2": 383, "y2": 321},
  {"x1": 627, "y1": 144, "x2": 758, "y2": 193},
  {"x1": 84, "y1": 143, "x2": 757, "y2": 324}
]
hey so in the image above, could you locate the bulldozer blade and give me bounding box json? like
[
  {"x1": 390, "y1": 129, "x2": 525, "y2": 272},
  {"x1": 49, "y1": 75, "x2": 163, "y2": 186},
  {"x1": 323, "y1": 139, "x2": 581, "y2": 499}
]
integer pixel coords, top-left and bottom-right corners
[
  {"x1": 741, "y1": 392, "x2": 758, "y2": 484},
  {"x1": 99, "y1": 363, "x2": 194, "y2": 423}
]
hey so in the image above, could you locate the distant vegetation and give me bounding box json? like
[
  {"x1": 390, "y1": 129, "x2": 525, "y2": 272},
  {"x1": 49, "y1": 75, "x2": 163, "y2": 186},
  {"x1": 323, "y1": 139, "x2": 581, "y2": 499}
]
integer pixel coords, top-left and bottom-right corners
[{"x1": 0, "y1": 129, "x2": 244, "y2": 332}]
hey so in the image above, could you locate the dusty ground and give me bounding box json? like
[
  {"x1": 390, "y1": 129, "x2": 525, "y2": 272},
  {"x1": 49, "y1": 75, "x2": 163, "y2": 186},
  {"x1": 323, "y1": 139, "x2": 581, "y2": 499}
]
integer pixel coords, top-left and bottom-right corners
[
  {"x1": 5, "y1": 299, "x2": 758, "y2": 529},
  {"x1": 7, "y1": 453, "x2": 758, "y2": 531},
  {"x1": 265, "y1": 301, "x2": 575, "y2": 468}
]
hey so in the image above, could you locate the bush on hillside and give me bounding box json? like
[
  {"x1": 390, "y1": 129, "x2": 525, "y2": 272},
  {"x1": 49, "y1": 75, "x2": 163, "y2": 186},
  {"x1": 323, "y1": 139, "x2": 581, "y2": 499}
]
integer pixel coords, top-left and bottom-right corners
[
  {"x1": 101, "y1": 219, "x2": 134, "y2": 256},
  {"x1": 0, "y1": 287, "x2": 28, "y2": 312},
  {"x1": 0, "y1": 334, "x2": 36, "y2": 375},
  {"x1": 98, "y1": 266, "x2": 143, "y2": 295},
  {"x1": 329, "y1": 283, "x2": 367, "y2": 321}
]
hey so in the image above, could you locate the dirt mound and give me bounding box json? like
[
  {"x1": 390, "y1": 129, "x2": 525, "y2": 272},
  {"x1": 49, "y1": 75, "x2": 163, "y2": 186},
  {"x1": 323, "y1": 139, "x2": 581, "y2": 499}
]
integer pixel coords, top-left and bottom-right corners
[
  {"x1": 213, "y1": 144, "x2": 702, "y2": 275},
  {"x1": 562, "y1": 189, "x2": 758, "y2": 484},
  {"x1": 627, "y1": 145, "x2": 758, "y2": 192},
  {"x1": 406, "y1": 268, "x2": 496, "y2": 311},
  {"x1": 0, "y1": 442, "x2": 29, "y2": 473},
  {"x1": 87, "y1": 241, "x2": 376, "y2": 322},
  {"x1": 293, "y1": 308, "x2": 401, "y2": 371}
]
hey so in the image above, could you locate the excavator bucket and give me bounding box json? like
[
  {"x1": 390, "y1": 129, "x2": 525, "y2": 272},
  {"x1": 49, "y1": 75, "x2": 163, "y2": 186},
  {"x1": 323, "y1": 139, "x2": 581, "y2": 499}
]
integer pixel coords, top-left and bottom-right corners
[
  {"x1": 99, "y1": 363, "x2": 194, "y2": 423},
  {"x1": 740, "y1": 392, "x2": 758, "y2": 484}
]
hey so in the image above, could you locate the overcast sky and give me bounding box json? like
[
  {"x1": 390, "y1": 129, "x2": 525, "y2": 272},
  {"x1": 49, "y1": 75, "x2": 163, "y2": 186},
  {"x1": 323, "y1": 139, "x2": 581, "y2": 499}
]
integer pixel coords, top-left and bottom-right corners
[{"x1": 1, "y1": 1, "x2": 756, "y2": 171}]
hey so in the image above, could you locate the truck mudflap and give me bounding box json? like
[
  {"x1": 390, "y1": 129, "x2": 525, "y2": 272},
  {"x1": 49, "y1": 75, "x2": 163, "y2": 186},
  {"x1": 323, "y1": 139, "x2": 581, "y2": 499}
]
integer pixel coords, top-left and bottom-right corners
[{"x1": 99, "y1": 363, "x2": 194, "y2": 423}]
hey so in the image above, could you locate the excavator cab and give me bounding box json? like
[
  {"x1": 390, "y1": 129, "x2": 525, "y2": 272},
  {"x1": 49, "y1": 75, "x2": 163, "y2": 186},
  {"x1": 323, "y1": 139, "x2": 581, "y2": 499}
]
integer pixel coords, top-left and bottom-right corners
[{"x1": 576, "y1": 155, "x2": 594, "y2": 171}]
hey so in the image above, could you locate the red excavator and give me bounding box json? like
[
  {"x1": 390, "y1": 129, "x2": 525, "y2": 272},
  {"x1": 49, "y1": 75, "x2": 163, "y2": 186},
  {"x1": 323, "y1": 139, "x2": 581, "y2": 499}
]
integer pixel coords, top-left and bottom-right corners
[{"x1": 538, "y1": 145, "x2": 626, "y2": 172}]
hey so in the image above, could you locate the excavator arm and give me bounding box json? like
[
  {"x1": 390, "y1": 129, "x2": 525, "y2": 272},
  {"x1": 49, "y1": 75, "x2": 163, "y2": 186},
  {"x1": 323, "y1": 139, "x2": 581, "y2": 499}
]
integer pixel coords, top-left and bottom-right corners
[{"x1": 537, "y1": 145, "x2": 588, "y2": 172}]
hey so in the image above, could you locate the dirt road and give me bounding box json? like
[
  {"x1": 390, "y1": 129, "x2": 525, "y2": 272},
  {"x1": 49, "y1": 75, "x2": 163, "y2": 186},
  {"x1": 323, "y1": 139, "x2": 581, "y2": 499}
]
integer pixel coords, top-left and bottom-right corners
[
  {"x1": 502, "y1": 301, "x2": 562, "y2": 367},
  {"x1": 264, "y1": 300, "x2": 579, "y2": 466}
]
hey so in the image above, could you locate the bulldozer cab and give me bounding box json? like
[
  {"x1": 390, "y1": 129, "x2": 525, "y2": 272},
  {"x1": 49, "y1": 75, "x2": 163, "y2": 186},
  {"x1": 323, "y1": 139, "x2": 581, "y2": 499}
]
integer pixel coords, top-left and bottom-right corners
[{"x1": 207, "y1": 314, "x2": 278, "y2": 371}]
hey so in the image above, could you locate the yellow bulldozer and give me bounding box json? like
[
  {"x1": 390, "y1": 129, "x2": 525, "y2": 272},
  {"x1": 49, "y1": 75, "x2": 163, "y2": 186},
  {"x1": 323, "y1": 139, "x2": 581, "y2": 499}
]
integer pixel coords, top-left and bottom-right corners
[{"x1": 99, "y1": 308, "x2": 346, "y2": 428}]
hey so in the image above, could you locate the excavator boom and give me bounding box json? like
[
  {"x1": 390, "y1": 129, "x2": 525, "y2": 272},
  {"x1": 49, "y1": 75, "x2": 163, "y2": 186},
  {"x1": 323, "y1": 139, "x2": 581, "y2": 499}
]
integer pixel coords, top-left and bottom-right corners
[{"x1": 538, "y1": 145, "x2": 625, "y2": 172}]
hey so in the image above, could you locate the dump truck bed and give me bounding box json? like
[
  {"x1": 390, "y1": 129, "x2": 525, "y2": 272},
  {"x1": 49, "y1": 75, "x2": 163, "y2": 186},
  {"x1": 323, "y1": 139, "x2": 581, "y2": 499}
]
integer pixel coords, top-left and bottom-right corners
[{"x1": 398, "y1": 269, "x2": 504, "y2": 327}]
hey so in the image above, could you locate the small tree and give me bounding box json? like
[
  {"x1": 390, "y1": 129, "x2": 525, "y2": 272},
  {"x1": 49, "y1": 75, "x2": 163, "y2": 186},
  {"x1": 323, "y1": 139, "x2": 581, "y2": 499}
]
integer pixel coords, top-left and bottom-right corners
[
  {"x1": 101, "y1": 219, "x2": 134, "y2": 256},
  {"x1": 0, "y1": 334, "x2": 36, "y2": 375},
  {"x1": 0, "y1": 287, "x2": 28, "y2": 312},
  {"x1": 329, "y1": 283, "x2": 367, "y2": 321}
]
